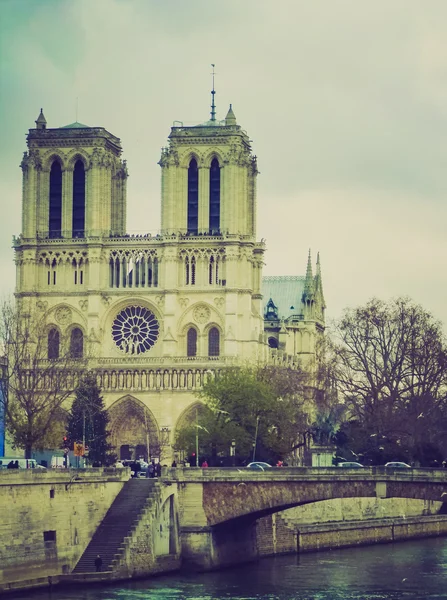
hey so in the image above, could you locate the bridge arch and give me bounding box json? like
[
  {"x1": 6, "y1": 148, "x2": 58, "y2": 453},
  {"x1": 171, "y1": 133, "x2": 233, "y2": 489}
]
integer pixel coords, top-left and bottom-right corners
[{"x1": 177, "y1": 473, "x2": 447, "y2": 527}]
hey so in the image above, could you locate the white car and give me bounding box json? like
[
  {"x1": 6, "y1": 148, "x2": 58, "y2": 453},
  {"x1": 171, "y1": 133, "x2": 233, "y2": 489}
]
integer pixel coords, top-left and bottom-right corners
[{"x1": 247, "y1": 462, "x2": 272, "y2": 471}]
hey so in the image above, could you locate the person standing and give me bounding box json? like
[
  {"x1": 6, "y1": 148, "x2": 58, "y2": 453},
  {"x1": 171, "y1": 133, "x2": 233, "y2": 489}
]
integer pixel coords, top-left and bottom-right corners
[
  {"x1": 201, "y1": 460, "x2": 208, "y2": 468},
  {"x1": 94, "y1": 554, "x2": 103, "y2": 572}
]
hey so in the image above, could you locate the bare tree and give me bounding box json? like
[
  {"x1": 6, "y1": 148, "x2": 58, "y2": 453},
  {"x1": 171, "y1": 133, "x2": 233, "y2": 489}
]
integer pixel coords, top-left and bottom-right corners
[
  {"x1": 332, "y1": 297, "x2": 447, "y2": 463},
  {"x1": 0, "y1": 299, "x2": 83, "y2": 458}
]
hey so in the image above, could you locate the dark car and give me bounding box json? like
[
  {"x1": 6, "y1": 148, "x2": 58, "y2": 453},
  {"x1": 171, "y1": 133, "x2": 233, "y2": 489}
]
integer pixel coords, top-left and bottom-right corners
[{"x1": 247, "y1": 462, "x2": 272, "y2": 471}]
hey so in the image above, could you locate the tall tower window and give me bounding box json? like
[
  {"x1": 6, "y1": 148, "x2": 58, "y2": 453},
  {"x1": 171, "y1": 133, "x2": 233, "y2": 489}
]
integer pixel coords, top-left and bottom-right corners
[
  {"x1": 187, "y1": 158, "x2": 198, "y2": 234},
  {"x1": 209, "y1": 158, "x2": 220, "y2": 233},
  {"x1": 70, "y1": 328, "x2": 84, "y2": 358},
  {"x1": 48, "y1": 328, "x2": 60, "y2": 360},
  {"x1": 208, "y1": 327, "x2": 220, "y2": 357},
  {"x1": 49, "y1": 161, "x2": 62, "y2": 238},
  {"x1": 187, "y1": 328, "x2": 197, "y2": 357},
  {"x1": 72, "y1": 160, "x2": 85, "y2": 237}
]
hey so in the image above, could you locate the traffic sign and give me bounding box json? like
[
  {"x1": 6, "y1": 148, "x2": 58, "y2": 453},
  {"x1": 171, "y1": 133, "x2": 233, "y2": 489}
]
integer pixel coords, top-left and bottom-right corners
[{"x1": 74, "y1": 442, "x2": 84, "y2": 457}]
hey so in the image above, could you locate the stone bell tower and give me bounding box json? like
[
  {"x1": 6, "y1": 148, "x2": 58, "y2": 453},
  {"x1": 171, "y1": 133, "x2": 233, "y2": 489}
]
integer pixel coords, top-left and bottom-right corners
[
  {"x1": 20, "y1": 109, "x2": 128, "y2": 243},
  {"x1": 159, "y1": 103, "x2": 258, "y2": 238},
  {"x1": 157, "y1": 89, "x2": 265, "y2": 359}
]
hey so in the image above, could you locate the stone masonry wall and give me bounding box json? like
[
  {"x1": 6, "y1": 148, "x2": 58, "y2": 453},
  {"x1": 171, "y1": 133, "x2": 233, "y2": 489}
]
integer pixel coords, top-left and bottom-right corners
[
  {"x1": 0, "y1": 469, "x2": 127, "y2": 584},
  {"x1": 257, "y1": 497, "x2": 447, "y2": 557}
]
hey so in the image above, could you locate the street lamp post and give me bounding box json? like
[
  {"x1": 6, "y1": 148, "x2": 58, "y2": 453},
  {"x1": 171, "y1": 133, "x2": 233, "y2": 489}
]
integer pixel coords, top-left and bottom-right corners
[
  {"x1": 252, "y1": 416, "x2": 260, "y2": 462},
  {"x1": 195, "y1": 408, "x2": 199, "y2": 467},
  {"x1": 230, "y1": 439, "x2": 236, "y2": 467}
]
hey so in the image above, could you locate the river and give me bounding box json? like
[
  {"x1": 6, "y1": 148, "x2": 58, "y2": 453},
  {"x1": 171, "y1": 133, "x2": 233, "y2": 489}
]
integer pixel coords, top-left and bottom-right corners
[{"x1": 15, "y1": 537, "x2": 447, "y2": 600}]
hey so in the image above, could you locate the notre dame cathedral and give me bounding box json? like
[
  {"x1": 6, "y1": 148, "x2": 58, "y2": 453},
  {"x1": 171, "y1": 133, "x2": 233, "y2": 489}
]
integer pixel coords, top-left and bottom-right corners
[{"x1": 13, "y1": 98, "x2": 325, "y2": 462}]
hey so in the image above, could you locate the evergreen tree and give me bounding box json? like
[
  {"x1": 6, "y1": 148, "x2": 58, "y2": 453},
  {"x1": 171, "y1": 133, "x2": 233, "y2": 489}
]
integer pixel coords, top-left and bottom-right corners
[{"x1": 67, "y1": 373, "x2": 115, "y2": 466}]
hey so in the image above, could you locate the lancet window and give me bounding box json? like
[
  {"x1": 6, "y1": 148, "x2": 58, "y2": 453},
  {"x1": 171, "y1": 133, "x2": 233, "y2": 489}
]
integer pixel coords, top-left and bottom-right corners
[
  {"x1": 109, "y1": 252, "x2": 159, "y2": 289},
  {"x1": 73, "y1": 257, "x2": 85, "y2": 285},
  {"x1": 49, "y1": 161, "x2": 62, "y2": 238},
  {"x1": 208, "y1": 327, "x2": 220, "y2": 357},
  {"x1": 209, "y1": 255, "x2": 224, "y2": 285},
  {"x1": 72, "y1": 160, "x2": 85, "y2": 237},
  {"x1": 47, "y1": 258, "x2": 57, "y2": 286},
  {"x1": 187, "y1": 158, "x2": 199, "y2": 234},
  {"x1": 70, "y1": 328, "x2": 84, "y2": 358},
  {"x1": 187, "y1": 328, "x2": 198, "y2": 357},
  {"x1": 48, "y1": 328, "x2": 60, "y2": 360},
  {"x1": 209, "y1": 158, "x2": 220, "y2": 233},
  {"x1": 185, "y1": 255, "x2": 196, "y2": 286}
]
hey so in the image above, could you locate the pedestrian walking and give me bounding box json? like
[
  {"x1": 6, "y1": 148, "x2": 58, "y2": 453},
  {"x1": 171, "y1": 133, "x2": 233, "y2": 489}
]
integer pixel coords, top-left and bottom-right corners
[{"x1": 94, "y1": 554, "x2": 103, "y2": 572}]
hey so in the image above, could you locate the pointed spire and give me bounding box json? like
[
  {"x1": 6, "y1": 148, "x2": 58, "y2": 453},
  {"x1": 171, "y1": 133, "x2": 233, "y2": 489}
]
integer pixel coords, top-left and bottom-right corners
[
  {"x1": 314, "y1": 252, "x2": 326, "y2": 309},
  {"x1": 303, "y1": 249, "x2": 314, "y2": 300},
  {"x1": 35, "y1": 108, "x2": 47, "y2": 130},
  {"x1": 225, "y1": 104, "x2": 237, "y2": 126},
  {"x1": 210, "y1": 64, "x2": 216, "y2": 122}
]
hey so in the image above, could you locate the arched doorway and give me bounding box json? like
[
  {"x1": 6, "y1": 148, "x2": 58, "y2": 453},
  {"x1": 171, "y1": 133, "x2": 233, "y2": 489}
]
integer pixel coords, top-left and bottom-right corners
[{"x1": 108, "y1": 396, "x2": 160, "y2": 461}]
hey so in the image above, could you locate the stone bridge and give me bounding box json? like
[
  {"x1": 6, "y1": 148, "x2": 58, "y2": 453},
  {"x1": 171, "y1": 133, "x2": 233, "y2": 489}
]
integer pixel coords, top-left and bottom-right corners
[{"x1": 166, "y1": 467, "x2": 447, "y2": 569}]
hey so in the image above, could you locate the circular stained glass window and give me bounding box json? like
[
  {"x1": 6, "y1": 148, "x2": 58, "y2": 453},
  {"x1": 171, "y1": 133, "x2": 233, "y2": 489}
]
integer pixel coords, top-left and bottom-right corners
[{"x1": 112, "y1": 305, "x2": 160, "y2": 355}]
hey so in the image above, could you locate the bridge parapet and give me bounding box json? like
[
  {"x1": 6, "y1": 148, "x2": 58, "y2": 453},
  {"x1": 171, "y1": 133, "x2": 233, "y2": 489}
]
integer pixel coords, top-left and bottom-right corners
[{"x1": 164, "y1": 466, "x2": 447, "y2": 484}]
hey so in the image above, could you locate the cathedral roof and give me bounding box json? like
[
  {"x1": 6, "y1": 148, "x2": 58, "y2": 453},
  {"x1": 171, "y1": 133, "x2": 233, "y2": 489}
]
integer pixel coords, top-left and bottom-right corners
[
  {"x1": 262, "y1": 276, "x2": 306, "y2": 319},
  {"x1": 61, "y1": 121, "x2": 90, "y2": 129}
]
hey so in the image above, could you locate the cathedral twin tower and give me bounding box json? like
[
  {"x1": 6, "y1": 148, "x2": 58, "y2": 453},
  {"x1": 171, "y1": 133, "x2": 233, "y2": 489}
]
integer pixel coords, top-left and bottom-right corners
[{"x1": 14, "y1": 100, "x2": 324, "y2": 461}]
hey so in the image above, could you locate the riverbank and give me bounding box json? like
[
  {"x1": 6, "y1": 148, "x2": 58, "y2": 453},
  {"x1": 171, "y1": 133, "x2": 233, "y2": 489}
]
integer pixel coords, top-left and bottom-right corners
[{"x1": 2, "y1": 514, "x2": 447, "y2": 596}]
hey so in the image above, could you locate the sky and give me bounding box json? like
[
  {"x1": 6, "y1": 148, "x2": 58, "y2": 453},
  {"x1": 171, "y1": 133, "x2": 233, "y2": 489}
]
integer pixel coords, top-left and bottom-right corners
[{"x1": 1, "y1": 0, "x2": 447, "y2": 329}]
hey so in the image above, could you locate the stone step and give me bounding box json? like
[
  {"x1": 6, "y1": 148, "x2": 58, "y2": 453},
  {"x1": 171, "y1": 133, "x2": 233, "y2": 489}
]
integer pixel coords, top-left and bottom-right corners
[{"x1": 72, "y1": 479, "x2": 161, "y2": 574}]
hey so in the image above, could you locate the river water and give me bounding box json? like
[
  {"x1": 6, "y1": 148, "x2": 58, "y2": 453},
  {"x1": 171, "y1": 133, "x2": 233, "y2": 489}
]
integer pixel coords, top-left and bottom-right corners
[{"x1": 17, "y1": 537, "x2": 447, "y2": 600}]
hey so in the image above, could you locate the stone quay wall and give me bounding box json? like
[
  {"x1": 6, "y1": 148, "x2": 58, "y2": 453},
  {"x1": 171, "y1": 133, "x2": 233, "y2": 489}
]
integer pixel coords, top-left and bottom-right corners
[
  {"x1": 256, "y1": 497, "x2": 447, "y2": 556},
  {"x1": 0, "y1": 469, "x2": 128, "y2": 589}
]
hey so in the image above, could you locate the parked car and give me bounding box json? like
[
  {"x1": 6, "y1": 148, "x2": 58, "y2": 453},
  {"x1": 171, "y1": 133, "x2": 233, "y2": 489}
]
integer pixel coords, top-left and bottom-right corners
[
  {"x1": 337, "y1": 461, "x2": 364, "y2": 468},
  {"x1": 246, "y1": 462, "x2": 272, "y2": 471},
  {"x1": 385, "y1": 461, "x2": 412, "y2": 469}
]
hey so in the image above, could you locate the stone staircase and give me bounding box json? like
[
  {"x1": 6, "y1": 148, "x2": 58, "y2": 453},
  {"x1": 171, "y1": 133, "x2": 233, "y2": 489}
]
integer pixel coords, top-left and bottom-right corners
[{"x1": 72, "y1": 478, "x2": 161, "y2": 574}]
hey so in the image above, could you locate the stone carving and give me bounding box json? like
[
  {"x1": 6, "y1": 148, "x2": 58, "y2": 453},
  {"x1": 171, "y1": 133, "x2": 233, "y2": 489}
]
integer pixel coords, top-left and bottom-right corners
[
  {"x1": 155, "y1": 295, "x2": 164, "y2": 306},
  {"x1": 79, "y1": 299, "x2": 88, "y2": 311},
  {"x1": 89, "y1": 328, "x2": 100, "y2": 343},
  {"x1": 214, "y1": 297, "x2": 225, "y2": 309},
  {"x1": 159, "y1": 148, "x2": 179, "y2": 168},
  {"x1": 101, "y1": 294, "x2": 111, "y2": 306},
  {"x1": 36, "y1": 300, "x2": 48, "y2": 311},
  {"x1": 226, "y1": 326, "x2": 235, "y2": 339},
  {"x1": 163, "y1": 327, "x2": 176, "y2": 342},
  {"x1": 179, "y1": 297, "x2": 190, "y2": 309},
  {"x1": 193, "y1": 304, "x2": 211, "y2": 324},
  {"x1": 55, "y1": 306, "x2": 71, "y2": 325}
]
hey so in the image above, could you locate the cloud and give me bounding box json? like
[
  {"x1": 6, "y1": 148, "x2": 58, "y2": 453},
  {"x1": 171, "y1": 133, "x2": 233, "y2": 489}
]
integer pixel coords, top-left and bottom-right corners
[{"x1": 1, "y1": 0, "x2": 446, "y2": 327}]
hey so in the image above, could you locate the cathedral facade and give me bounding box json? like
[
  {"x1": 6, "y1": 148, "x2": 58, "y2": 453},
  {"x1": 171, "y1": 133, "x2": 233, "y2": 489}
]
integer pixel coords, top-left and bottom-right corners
[{"x1": 13, "y1": 103, "x2": 325, "y2": 462}]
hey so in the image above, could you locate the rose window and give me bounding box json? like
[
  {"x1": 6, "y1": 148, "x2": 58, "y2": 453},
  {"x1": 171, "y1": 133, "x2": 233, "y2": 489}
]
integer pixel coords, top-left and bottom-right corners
[{"x1": 112, "y1": 306, "x2": 159, "y2": 354}]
